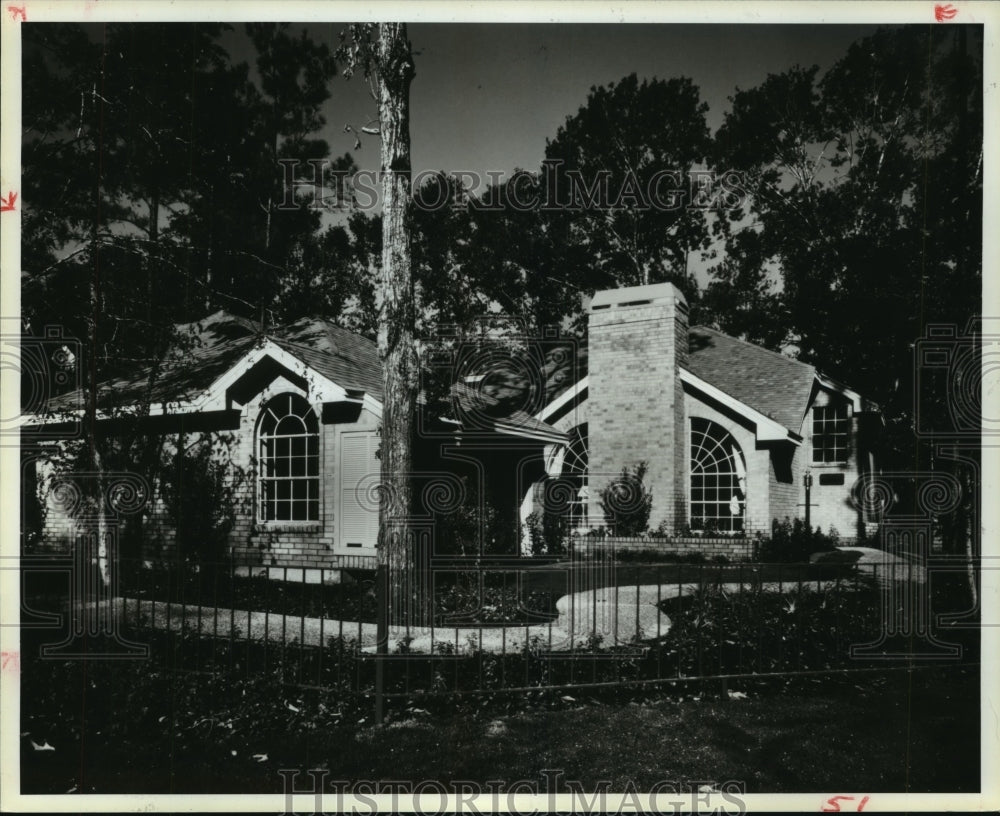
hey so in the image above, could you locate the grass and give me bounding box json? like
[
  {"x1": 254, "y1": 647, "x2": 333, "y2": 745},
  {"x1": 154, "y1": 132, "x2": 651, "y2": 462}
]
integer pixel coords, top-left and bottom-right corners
[{"x1": 19, "y1": 653, "x2": 979, "y2": 795}]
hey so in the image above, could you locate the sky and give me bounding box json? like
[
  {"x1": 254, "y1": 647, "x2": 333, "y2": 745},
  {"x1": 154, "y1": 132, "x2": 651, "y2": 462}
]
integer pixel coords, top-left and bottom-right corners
[
  {"x1": 45, "y1": 20, "x2": 889, "y2": 289},
  {"x1": 259, "y1": 22, "x2": 883, "y2": 283},
  {"x1": 294, "y1": 23, "x2": 884, "y2": 178}
]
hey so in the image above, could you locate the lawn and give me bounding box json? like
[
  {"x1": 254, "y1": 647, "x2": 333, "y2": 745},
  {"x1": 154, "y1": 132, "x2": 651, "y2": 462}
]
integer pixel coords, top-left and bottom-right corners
[
  {"x1": 19, "y1": 646, "x2": 979, "y2": 795},
  {"x1": 19, "y1": 557, "x2": 979, "y2": 796}
]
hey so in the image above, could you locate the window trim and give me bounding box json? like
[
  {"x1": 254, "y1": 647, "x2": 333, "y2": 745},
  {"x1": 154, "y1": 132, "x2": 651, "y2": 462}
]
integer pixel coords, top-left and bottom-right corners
[
  {"x1": 811, "y1": 403, "x2": 851, "y2": 465},
  {"x1": 256, "y1": 392, "x2": 321, "y2": 524}
]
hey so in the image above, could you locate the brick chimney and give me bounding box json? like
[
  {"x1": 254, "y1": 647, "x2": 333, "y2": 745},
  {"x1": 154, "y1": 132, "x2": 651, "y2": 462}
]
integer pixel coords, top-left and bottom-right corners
[{"x1": 587, "y1": 282, "x2": 689, "y2": 534}]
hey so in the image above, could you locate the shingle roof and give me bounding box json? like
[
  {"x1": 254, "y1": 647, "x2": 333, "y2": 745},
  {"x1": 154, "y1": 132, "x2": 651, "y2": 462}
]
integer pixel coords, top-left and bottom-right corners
[
  {"x1": 447, "y1": 382, "x2": 566, "y2": 442},
  {"x1": 538, "y1": 325, "x2": 826, "y2": 436},
  {"x1": 269, "y1": 317, "x2": 383, "y2": 400},
  {"x1": 42, "y1": 311, "x2": 384, "y2": 413},
  {"x1": 43, "y1": 311, "x2": 261, "y2": 413},
  {"x1": 686, "y1": 326, "x2": 818, "y2": 433},
  {"x1": 40, "y1": 311, "x2": 835, "y2": 442},
  {"x1": 39, "y1": 312, "x2": 563, "y2": 440}
]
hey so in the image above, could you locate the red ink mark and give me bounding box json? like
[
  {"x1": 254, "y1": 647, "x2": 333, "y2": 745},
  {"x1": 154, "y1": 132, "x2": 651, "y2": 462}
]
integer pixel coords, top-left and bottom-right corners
[
  {"x1": 935, "y1": 4, "x2": 958, "y2": 21},
  {"x1": 7, "y1": 4, "x2": 26, "y2": 21},
  {"x1": 1, "y1": 651, "x2": 20, "y2": 673},
  {"x1": 822, "y1": 796, "x2": 871, "y2": 813},
  {"x1": 0, "y1": 191, "x2": 16, "y2": 212}
]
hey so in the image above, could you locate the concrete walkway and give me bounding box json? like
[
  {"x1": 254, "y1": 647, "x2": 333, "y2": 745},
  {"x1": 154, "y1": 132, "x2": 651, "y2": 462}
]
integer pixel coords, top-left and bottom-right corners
[
  {"x1": 812, "y1": 547, "x2": 928, "y2": 585},
  {"x1": 95, "y1": 577, "x2": 855, "y2": 655}
]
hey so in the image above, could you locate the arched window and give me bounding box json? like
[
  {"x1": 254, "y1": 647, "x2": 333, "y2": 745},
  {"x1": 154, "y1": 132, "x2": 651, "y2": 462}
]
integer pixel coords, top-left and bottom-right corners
[
  {"x1": 690, "y1": 418, "x2": 746, "y2": 533},
  {"x1": 258, "y1": 393, "x2": 319, "y2": 522},
  {"x1": 564, "y1": 424, "x2": 589, "y2": 530}
]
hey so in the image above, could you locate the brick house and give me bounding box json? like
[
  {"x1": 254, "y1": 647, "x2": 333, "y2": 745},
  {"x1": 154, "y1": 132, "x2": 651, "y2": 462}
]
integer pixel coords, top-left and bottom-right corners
[
  {"x1": 26, "y1": 282, "x2": 879, "y2": 572},
  {"x1": 25, "y1": 311, "x2": 564, "y2": 576},
  {"x1": 527, "y1": 282, "x2": 882, "y2": 546}
]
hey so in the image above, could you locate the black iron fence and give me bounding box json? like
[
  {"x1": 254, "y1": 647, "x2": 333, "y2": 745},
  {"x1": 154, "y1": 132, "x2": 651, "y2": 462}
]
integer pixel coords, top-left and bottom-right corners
[{"x1": 20, "y1": 545, "x2": 980, "y2": 710}]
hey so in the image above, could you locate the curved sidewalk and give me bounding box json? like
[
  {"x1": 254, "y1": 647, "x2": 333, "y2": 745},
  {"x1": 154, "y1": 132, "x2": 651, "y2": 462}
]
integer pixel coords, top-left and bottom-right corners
[{"x1": 94, "y1": 578, "x2": 857, "y2": 655}]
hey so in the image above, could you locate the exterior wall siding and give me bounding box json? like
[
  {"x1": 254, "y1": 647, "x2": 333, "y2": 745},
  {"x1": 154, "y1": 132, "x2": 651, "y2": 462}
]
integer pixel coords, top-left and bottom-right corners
[{"x1": 798, "y1": 389, "x2": 865, "y2": 537}]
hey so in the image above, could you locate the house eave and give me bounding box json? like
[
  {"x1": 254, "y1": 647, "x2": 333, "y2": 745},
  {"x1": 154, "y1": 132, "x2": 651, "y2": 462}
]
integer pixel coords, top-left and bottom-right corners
[
  {"x1": 536, "y1": 375, "x2": 589, "y2": 422},
  {"x1": 29, "y1": 339, "x2": 385, "y2": 426},
  {"x1": 679, "y1": 368, "x2": 801, "y2": 444},
  {"x1": 813, "y1": 371, "x2": 867, "y2": 413}
]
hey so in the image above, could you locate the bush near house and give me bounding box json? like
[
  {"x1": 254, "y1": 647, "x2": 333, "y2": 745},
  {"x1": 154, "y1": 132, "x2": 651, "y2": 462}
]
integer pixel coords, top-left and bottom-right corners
[
  {"x1": 159, "y1": 438, "x2": 248, "y2": 564},
  {"x1": 432, "y1": 475, "x2": 519, "y2": 557},
  {"x1": 598, "y1": 462, "x2": 653, "y2": 536},
  {"x1": 523, "y1": 510, "x2": 569, "y2": 557},
  {"x1": 754, "y1": 518, "x2": 841, "y2": 563}
]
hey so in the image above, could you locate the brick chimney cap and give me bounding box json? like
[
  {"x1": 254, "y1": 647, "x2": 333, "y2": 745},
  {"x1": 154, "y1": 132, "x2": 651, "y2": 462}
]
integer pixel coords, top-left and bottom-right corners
[{"x1": 590, "y1": 282, "x2": 687, "y2": 311}]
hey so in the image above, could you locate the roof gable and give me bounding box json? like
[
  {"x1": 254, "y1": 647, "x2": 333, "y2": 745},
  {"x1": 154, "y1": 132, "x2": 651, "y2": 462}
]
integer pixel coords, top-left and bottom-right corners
[
  {"x1": 686, "y1": 326, "x2": 817, "y2": 433},
  {"x1": 269, "y1": 317, "x2": 382, "y2": 401},
  {"x1": 537, "y1": 325, "x2": 869, "y2": 437},
  {"x1": 36, "y1": 312, "x2": 563, "y2": 442}
]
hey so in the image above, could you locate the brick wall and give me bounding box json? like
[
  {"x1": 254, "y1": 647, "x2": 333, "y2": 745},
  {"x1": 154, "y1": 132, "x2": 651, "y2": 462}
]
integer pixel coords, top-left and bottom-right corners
[
  {"x1": 33, "y1": 374, "x2": 381, "y2": 574},
  {"x1": 574, "y1": 535, "x2": 755, "y2": 561},
  {"x1": 768, "y1": 443, "x2": 801, "y2": 530},
  {"x1": 587, "y1": 284, "x2": 688, "y2": 533}
]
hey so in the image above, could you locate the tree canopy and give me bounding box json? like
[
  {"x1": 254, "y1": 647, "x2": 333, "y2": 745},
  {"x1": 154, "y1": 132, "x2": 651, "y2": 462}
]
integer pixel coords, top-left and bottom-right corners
[
  {"x1": 707, "y1": 25, "x2": 982, "y2": 467},
  {"x1": 21, "y1": 23, "x2": 982, "y2": 481}
]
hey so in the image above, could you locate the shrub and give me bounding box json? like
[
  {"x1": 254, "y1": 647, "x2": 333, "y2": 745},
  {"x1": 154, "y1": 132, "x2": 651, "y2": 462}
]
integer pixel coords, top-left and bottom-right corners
[
  {"x1": 160, "y1": 436, "x2": 246, "y2": 564},
  {"x1": 524, "y1": 510, "x2": 568, "y2": 557},
  {"x1": 598, "y1": 462, "x2": 653, "y2": 537},
  {"x1": 756, "y1": 517, "x2": 840, "y2": 563},
  {"x1": 434, "y1": 476, "x2": 517, "y2": 556}
]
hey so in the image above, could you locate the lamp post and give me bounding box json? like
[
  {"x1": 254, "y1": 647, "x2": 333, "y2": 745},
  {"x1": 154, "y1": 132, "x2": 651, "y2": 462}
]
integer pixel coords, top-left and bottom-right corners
[{"x1": 803, "y1": 469, "x2": 814, "y2": 532}]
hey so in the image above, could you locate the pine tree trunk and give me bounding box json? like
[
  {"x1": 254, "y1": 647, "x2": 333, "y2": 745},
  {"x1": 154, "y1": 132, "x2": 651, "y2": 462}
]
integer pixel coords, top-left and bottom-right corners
[
  {"x1": 374, "y1": 24, "x2": 423, "y2": 627},
  {"x1": 963, "y1": 467, "x2": 978, "y2": 609},
  {"x1": 87, "y1": 253, "x2": 110, "y2": 588}
]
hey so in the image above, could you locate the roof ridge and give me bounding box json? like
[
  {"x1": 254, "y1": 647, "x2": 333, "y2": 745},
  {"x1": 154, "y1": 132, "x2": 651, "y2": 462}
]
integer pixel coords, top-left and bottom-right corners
[
  {"x1": 270, "y1": 318, "x2": 377, "y2": 350},
  {"x1": 268, "y1": 333, "x2": 374, "y2": 363},
  {"x1": 689, "y1": 325, "x2": 815, "y2": 374}
]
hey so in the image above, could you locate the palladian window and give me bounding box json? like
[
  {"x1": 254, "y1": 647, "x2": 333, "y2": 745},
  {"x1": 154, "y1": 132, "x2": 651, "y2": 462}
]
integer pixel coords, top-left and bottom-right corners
[{"x1": 690, "y1": 418, "x2": 746, "y2": 533}]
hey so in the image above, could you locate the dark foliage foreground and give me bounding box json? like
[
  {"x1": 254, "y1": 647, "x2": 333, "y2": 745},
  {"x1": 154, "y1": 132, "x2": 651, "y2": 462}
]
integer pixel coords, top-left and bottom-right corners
[
  {"x1": 19, "y1": 641, "x2": 980, "y2": 795},
  {"x1": 18, "y1": 564, "x2": 980, "y2": 794}
]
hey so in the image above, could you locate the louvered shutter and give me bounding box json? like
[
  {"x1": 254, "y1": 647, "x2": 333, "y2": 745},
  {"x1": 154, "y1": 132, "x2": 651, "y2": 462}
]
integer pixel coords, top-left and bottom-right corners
[{"x1": 339, "y1": 431, "x2": 379, "y2": 550}]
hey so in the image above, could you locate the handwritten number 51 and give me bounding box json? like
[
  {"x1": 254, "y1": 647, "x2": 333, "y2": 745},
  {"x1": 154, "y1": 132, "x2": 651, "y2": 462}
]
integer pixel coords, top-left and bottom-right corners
[{"x1": 822, "y1": 795, "x2": 870, "y2": 812}]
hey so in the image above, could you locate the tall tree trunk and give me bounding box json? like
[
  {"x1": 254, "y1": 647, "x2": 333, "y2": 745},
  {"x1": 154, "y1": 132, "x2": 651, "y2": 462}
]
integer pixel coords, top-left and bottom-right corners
[
  {"x1": 147, "y1": 186, "x2": 159, "y2": 326},
  {"x1": 374, "y1": 23, "x2": 422, "y2": 627},
  {"x1": 88, "y1": 52, "x2": 110, "y2": 588}
]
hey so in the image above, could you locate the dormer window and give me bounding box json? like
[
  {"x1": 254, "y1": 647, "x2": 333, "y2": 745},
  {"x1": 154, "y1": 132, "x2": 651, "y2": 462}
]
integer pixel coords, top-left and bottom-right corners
[{"x1": 812, "y1": 404, "x2": 849, "y2": 464}]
